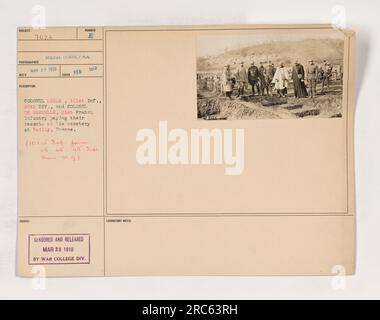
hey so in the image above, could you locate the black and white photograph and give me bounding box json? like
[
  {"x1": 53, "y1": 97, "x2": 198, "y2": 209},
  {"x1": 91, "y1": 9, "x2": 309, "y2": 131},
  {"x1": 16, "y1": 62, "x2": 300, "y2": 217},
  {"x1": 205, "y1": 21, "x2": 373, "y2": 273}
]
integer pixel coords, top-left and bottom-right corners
[{"x1": 197, "y1": 31, "x2": 345, "y2": 120}]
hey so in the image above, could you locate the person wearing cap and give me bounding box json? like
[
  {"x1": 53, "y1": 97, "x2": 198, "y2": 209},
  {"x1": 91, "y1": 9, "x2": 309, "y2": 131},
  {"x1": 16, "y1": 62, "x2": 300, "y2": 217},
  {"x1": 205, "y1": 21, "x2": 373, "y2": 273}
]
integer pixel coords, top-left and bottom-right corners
[
  {"x1": 306, "y1": 60, "x2": 318, "y2": 98},
  {"x1": 235, "y1": 62, "x2": 248, "y2": 98},
  {"x1": 248, "y1": 62, "x2": 261, "y2": 96},
  {"x1": 259, "y1": 62, "x2": 266, "y2": 75},
  {"x1": 221, "y1": 64, "x2": 233, "y2": 99},
  {"x1": 321, "y1": 61, "x2": 333, "y2": 93},
  {"x1": 258, "y1": 62, "x2": 269, "y2": 96},
  {"x1": 292, "y1": 60, "x2": 308, "y2": 98},
  {"x1": 320, "y1": 60, "x2": 327, "y2": 77},
  {"x1": 267, "y1": 61, "x2": 276, "y2": 95}
]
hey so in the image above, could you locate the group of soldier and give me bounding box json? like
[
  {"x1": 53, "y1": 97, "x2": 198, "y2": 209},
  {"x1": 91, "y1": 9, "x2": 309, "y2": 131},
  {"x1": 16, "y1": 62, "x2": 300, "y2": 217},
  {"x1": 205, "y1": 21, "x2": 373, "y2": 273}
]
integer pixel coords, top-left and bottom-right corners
[{"x1": 199, "y1": 59, "x2": 339, "y2": 100}]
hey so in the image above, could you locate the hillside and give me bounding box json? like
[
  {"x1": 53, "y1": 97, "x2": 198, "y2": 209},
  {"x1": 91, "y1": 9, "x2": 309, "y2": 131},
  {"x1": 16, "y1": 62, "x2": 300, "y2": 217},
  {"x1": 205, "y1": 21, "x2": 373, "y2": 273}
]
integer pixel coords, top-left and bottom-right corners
[{"x1": 197, "y1": 39, "x2": 344, "y2": 72}]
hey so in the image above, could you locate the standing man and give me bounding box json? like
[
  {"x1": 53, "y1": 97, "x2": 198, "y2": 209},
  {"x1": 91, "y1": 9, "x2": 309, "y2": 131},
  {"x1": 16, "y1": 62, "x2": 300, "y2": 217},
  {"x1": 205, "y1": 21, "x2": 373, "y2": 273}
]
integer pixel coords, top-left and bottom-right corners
[
  {"x1": 321, "y1": 61, "x2": 333, "y2": 93},
  {"x1": 248, "y1": 62, "x2": 261, "y2": 96},
  {"x1": 213, "y1": 74, "x2": 221, "y2": 94},
  {"x1": 235, "y1": 62, "x2": 248, "y2": 98},
  {"x1": 259, "y1": 62, "x2": 265, "y2": 75},
  {"x1": 221, "y1": 65, "x2": 233, "y2": 99},
  {"x1": 319, "y1": 60, "x2": 327, "y2": 81},
  {"x1": 258, "y1": 62, "x2": 268, "y2": 96},
  {"x1": 306, "y1": 60, "x2": 318, "y2": 98},
  {"x1": 267, "y1": 61, "x2": 276, "y2": 95},
  {"x1": 338, "y1": 64, "x2": 344, "y2": 85},
  {"x1": 292, "y1": 60, "x2": 308, "y2": 98}
]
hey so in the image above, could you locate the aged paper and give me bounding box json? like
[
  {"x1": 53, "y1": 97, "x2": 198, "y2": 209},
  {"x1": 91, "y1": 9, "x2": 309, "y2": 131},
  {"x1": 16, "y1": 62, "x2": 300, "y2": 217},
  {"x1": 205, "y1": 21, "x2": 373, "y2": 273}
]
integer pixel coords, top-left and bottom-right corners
[{"x1": 17, "y1": 25, "x2": 355, "y2": 277}]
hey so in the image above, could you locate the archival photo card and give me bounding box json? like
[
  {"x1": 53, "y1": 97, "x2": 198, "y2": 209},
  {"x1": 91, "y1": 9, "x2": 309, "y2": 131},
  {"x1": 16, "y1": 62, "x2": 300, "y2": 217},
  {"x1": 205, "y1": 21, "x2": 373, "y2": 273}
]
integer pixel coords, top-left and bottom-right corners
[{"x1": 17, "y1": 25, "x2": 355, "y2": 277}]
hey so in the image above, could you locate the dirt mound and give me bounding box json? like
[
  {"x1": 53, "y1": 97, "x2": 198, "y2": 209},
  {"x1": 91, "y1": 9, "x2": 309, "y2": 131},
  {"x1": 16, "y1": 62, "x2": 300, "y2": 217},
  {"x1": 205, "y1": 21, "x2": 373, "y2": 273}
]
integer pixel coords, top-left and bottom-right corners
[
  {"x1": 219, "y1": 101, "x2": 279, "y2": 120},
  {"x1": 197, "y1": 98, "x2": 279, "y2": 120},
  {"x1": 313, "y1": 96, "x2": 343, "y2": 117},
  {"x1": 197, "y1": 98, "x2": 221, "y2": 118},
  {"x1": 198, "y1": 86, "x2": 343, "y2": 120}
]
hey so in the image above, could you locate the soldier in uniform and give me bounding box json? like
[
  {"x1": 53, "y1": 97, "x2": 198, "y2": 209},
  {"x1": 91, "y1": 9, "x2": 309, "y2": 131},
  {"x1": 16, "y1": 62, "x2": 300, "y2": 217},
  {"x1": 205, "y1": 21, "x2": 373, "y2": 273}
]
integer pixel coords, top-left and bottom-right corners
[
  {"x1": 248, "y1": 62, "x2": 261, "y2": 96},
  {"x1": 213, "y1": 74, "x2": 221, "y2": 94},
  {"x1": 267, "y1": 61, "x2": 276, "y2": 95},
  {"x1": 259, "y1": 62, "x2": 265, "y2": 75},
  {"x1": 306, "y1": 60, "x2": 318, "y2": 98},
  {"x1": 321, "y1": 61, "x2": 333, "y2": 93},
  {"x1": 235, "y1": 62, "x2": 248, "y2": 98},
  {"x1": 337, "y1": 64, "x2": 344, "y2": 85},
  {"x1": 221, "y1": 65, "x2": 233, "y2": 99},
  {"x1": 259, "y1": 62, "x2": 269, "y2": 96}
]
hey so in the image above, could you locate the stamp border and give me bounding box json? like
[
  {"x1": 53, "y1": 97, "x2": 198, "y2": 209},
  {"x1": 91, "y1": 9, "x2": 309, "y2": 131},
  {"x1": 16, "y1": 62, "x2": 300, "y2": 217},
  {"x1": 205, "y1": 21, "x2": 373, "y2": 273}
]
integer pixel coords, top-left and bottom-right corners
[{"x1": 28, "y1": 233, "x2": 91, "y2": 266}]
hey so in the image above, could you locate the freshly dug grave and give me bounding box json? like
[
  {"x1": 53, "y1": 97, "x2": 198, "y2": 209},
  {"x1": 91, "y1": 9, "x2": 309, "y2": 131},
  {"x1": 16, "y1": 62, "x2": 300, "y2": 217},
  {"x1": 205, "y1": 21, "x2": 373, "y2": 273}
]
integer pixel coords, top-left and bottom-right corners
[
  {"x1": 312, "y1": 96, "x2": 343, "y2": 118},
  {"x1": 197, "y1": 98, "x2": 280, "y2": 120},
  {"x1": 197, "y1": 94, "x2": 343, "y2": 120}
]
